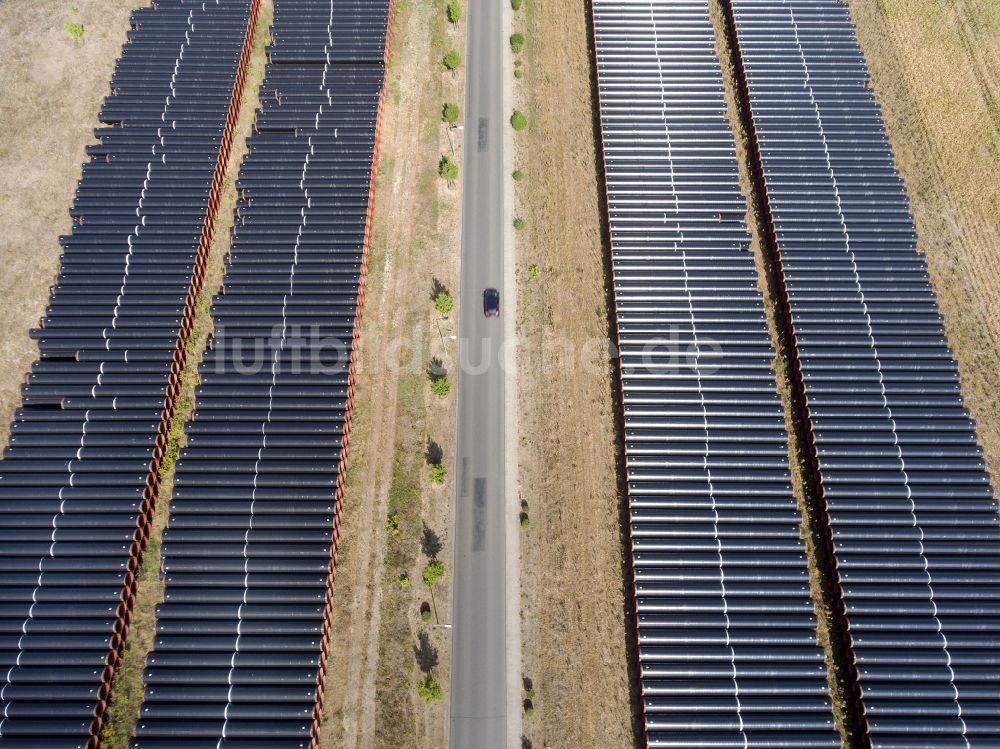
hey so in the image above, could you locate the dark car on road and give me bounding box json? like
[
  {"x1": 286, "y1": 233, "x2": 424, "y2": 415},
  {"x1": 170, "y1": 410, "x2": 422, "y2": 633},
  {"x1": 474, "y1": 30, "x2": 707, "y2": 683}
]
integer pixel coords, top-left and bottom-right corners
[{"x1": 483, "y1": 288, "x2": 500, "y2": 318}]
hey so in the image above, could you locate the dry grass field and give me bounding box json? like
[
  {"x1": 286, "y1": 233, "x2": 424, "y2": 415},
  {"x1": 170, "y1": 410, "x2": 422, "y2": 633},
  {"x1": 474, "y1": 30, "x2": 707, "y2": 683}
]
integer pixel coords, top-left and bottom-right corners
[
  {"x1": 848, "y1": 0, "x2": 1000, "y2": 484},
  {"x1": 0, "y1": 0, "x2": 135, "y2": 445},
  {"x1": 513, "y1": 0, "x2": 638, "y2": 745}
]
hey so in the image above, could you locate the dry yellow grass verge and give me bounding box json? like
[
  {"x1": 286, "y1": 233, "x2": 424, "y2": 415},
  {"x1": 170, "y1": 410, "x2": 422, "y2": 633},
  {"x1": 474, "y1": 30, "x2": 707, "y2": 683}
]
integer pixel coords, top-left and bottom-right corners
[{"x1": 513, "y1": 0, "x2": 637, "y2": 745}]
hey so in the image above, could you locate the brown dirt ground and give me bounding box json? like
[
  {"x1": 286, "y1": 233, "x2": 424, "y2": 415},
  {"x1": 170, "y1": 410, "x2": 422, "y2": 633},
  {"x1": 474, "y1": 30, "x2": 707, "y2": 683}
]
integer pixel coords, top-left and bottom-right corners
[
  {"x1": 513, "y1": 0, "x2": 637, "y2": 745},
  {"x1": 847, "y1": 0, "x2": 1000, "y2": 486},
  {"x1": 0, "y1": 0, "x2": 135, "y2": 446},
  {"x1": 319, "y1": 0, "x2": 463, "y2": 746}
]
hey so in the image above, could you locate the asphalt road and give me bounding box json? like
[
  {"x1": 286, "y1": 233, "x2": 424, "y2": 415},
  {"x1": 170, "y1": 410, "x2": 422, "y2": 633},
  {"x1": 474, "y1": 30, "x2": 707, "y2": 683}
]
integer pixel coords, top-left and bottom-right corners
[{"x1": 448, "y1": 0, "x2": 508, "y2": 743}]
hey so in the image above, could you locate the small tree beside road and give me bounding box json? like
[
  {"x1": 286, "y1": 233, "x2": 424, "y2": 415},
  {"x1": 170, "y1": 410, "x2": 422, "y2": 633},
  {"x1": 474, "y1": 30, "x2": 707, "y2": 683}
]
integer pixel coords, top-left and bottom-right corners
[
  {"x1": 417, "y1": 674, "x2": 444, "y2": 704},
  {"x1": 422, "y1": 558, "x2": 446, "y2": 588},
  {"x1": 442, "y1": 101, "x2": 461, "y2": 124},
  {"x1": 439, "y1": 156, "x2": 459, "y2": 185},
  {"x1": 429, "y1": 464, "x2": 448, "y2": 484},
  {"x1": 430, "y1": 375, "x2": 452, "y2": 397},
  {"x1": 443, "y1": 50, "x2": 462, "y2": 71},
  {"x1": 433, "y1": 290, "x2": 455, "y2": 315}
]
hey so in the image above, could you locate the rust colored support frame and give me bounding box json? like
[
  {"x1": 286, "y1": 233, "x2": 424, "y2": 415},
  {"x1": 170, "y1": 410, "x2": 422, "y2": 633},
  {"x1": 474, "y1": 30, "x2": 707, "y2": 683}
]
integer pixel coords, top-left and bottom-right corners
[
  {"x1": 309, "y1": 4, "x2": 397, "y2": 744},
  {"x1": 715, "y1": 0, "x2": 871, "y2": 745},
  {"x1": 85, "y1": 1, "x2": 263, "y2": 745}
]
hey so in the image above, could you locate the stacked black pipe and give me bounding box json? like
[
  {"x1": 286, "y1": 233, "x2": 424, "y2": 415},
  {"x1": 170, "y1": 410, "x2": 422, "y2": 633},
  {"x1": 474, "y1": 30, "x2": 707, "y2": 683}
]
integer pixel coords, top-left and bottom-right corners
[
  {"x1": 0, "y1": 2, "x2": 255, "y2": 748},
  {"x1": 728, "y1": 1, "x2": 1000, "y2": 746},
  {"x1": 130, "y1": 1, "x2": 391, "y2": 747},
  {"x1": 591, "y1": 1, "x2": 838, "y2": 746}
]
